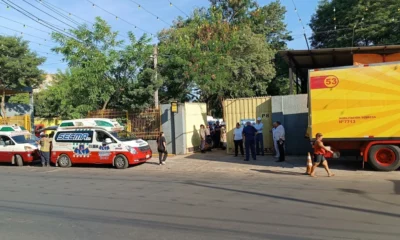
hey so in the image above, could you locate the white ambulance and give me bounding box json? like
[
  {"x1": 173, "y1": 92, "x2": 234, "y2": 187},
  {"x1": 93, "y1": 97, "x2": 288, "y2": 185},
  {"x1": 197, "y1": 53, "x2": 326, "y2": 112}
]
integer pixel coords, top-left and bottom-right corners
[
  {"x1": 59, "y1": 118, "x2": 124, "y2": 132},
  {"x1": 0, "y1": 125, "x2": 40, "y2": 166},
  {"x1": 51, "y1": 126, "x2": 152, "y2": 169}
]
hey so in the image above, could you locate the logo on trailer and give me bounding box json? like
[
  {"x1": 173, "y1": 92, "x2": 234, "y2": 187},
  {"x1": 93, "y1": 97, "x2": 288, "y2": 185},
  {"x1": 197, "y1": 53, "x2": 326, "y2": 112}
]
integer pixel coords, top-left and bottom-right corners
[{"x1": 323, "y1": 75, "x2": 339, "y2": 88}]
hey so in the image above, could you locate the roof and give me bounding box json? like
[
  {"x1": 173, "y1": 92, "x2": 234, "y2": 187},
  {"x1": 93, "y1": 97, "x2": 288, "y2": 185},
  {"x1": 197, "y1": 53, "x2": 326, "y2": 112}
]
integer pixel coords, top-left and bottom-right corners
[
  {"x1": 279, "y1": 45, "x2": 400, "y2": 69},
  {"x1": 0, "y1": 86, "x2": 33, "y2": 95}
]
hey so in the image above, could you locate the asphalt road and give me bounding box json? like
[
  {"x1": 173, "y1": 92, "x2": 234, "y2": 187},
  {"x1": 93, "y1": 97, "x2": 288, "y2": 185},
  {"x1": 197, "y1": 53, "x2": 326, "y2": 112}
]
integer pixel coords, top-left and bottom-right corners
[{"x1": 0, "y1": 164, "x2": 399, "y2": 240}]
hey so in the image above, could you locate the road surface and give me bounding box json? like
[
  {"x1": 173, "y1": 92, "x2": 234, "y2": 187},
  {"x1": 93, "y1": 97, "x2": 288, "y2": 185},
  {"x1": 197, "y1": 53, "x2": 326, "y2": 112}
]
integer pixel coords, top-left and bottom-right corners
[{"x1": 0, "y1": 159, "x2": 399, "y2": 240}]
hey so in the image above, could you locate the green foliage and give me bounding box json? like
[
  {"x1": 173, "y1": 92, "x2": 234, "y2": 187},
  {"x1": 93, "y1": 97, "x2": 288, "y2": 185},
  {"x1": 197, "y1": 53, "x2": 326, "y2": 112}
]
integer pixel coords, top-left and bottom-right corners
[
  {"x1": 310, "y1": 0, "x2": 400, "y2": 48},
  {"x1": 8, "y1": 93, "x2": 30, "y2": 104},
  {"x1": 35, "y1": 18, "x2": 158, "y2": 119},
  {"x1": 0, "y1": 36, "x2": 45, "y2": 116},
  {"x1": 159, "y1": 0, "x2": 292, "y2": 116}
]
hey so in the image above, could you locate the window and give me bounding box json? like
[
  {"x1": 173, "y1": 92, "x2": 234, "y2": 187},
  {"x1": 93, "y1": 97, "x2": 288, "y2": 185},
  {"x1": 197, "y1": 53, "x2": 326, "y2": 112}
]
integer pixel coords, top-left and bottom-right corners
[
  {"x1": 95, "y1": 120, "x2": 114, "y2": 127},
  {"x1": 96, "y1": 130, "x2": 115, "y2": 143},
  {"x1": 55, "y1": 131, "x2": 93, "y2": 143},
  {"x1": 60, "y1": 122, "x2": 74, "y2": 127},
  {"x1": 0, "y1": 136, "x2": 14, "y2": 146},
  {"x1": 12, "y1": 135, "x2": 37, "y2": 144}
]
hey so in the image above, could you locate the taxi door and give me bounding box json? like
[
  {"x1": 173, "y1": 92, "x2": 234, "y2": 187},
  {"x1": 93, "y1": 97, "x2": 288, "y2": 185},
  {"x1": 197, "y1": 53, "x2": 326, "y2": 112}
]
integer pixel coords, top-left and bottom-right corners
[{"x1": 0, "y1": 135, "x2": 14, "y2": 162}]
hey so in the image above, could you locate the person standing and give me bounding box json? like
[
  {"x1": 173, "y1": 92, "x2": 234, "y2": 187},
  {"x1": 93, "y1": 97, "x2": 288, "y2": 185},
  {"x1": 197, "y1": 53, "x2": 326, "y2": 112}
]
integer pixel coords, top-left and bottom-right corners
[
  {"x1": 206, "y1": 125, "x2": 212, "y2": 151},
  {"x1": 310, "y1": 133, "x2": 335, "y2": 177},
  {"x1": 157, "y1": 132, "x2": 167, "y2": 165},
  {"x1": 220, "y1": 123, "x2": 227, "y2": 150},
  {"x1": 200, "y1": 124, "x2": 206, "y2": 153},
  {"x1": 254, "y1": 117, "x2": 264, "y2": 156},
  {"x1": 233, "y1": 122, "x2": 244, "y2": 157},
  {"x1": 242, "y1": 121, "x2": 257, "y2": 161},
  {"x1": 38, "y1": 134, "x2": 51, "y2": 167},
  {"x1": 272, "y1": 122, "x2": 280, "y2": 158},
  {"x1": 213, "y1": 121, "x2": 221, "y2": 148},
  {"x1": 274, "y1": 121, "x2": 286, "y2": 162}
]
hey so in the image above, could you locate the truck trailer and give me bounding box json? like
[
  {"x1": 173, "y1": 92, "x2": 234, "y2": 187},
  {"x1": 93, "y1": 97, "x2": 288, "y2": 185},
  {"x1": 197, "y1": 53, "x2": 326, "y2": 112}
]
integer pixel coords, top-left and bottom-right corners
[{"x1": 308, "y1": 61, "x2": 400, "y2": 171}]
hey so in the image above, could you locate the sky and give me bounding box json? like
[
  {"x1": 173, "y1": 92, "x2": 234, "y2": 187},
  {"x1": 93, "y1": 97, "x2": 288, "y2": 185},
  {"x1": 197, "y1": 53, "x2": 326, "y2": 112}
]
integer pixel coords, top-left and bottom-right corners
[{"x1": 0, "y1": 0, "x2": 320, "y2": 74}]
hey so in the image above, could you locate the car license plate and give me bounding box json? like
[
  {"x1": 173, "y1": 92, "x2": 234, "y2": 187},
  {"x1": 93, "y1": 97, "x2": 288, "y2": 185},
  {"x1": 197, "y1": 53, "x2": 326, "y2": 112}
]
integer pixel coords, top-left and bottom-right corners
[{"x1": 146, "y1": 154, "x2": 150, "y2": 158}]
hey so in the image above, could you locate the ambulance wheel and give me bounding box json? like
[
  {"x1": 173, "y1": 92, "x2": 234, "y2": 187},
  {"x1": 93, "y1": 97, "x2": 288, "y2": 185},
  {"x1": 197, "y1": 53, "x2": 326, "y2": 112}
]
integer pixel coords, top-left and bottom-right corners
[
  {"x1": 368, "y1": 145, "x2": 400, "y2": 171},
  {"x1": 58, "y1": 154, "x2": 71, "y2": 168},
  {"x1": 114, "y1": 154, "x2": 128, "y2": 169},
  {"x1": 15, "y1": 155, "x2": 23, "y2": 166}
]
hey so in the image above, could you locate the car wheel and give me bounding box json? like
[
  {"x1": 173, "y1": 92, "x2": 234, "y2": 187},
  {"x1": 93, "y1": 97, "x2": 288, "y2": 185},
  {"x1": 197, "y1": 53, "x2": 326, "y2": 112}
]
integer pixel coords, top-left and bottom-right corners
[
  {"x1": 114, "y1": 154, "x2": 128, "y2": 169},
  {"x1": 58, "y1": 154, "x2": 71, "y2": 168},
  {"x1": 15, "y1": 155, "x2": 23, "y2": 166}
]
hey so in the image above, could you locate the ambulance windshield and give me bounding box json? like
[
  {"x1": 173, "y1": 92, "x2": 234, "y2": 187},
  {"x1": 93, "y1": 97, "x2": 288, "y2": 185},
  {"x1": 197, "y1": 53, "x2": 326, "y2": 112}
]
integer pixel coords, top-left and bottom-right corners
[
  {"x1": 12, "y1": 134, "x2": 38, "y2": 144},
  {"x1": 110, "y1": 130, "x2": 137, "y2": 141}
]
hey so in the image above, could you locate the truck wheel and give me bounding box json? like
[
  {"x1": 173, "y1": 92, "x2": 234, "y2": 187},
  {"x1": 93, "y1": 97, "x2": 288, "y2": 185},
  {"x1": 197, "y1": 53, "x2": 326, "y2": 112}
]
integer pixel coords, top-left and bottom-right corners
[
  {"x1": 114, "y1": 154, "x2": 129, "y2": 169},
  {"x1": 58, "y1": 154, "x2": 71, "y2": 168},
  {"x1": 368, "y1": 145, "x2": 400, "y2": 171},
  {"x1": 15, "y1": 155, "x2": 23, "y2": 166}
]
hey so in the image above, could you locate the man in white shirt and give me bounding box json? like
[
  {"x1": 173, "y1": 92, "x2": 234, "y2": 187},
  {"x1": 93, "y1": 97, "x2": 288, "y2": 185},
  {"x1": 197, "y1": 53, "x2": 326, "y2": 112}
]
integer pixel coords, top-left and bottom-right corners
[
  {"x1": 233, "y1": 122, "x2": 244, "y2": 157},
  {"x1": 254, "y1": 117, "x2": 264, "y2": 156},
  {"x1": 274, "y1": 121, "x2": 285, "y2": 162},
  {"x1": 272, "y1": 123, "x2": 279, "y2": 158}
]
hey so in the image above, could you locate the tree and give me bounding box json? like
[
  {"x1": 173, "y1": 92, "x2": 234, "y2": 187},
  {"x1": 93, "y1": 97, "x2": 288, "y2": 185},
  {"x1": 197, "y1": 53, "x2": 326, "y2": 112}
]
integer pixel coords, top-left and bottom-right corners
[
  {"x1": 310, "y1": 0, "x2": 400, "y2": 48},
  {"x1": 35, "y1": 17, "x2": 158, "y2": 119},
  {"x1": 159, "y1": 0, "x2": 291, "y2": 116},
  {"x1": 0, "y1": 36, "x2": 45, "y2": 117}
]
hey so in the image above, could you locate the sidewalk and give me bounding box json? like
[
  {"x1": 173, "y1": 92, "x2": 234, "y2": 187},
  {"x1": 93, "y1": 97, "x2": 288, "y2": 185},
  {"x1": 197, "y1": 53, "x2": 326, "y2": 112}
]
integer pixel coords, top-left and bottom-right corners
[{"x1": 141, "y1": 150, "x2": 400, "y2": 179}]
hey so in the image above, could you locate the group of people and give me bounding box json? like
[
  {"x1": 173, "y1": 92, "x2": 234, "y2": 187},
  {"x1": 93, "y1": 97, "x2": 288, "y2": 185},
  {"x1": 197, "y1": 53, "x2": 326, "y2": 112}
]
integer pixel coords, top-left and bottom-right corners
[
  {"x1": 199, "y1": 121, "x2": 227, "y2": 153},
  {"x1": 232, "y1": 118, "x2": 286, "y2": 162}
]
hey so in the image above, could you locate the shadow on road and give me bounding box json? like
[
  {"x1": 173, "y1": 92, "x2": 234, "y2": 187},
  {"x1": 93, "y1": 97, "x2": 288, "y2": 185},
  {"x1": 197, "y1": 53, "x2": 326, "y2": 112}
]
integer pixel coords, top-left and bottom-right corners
[
  {"x1": 251, "y1": 169, "x2": 306, "y2": 176},
  {"x1": 183, "y1": 181, "x2": 400, "y2": 219}
]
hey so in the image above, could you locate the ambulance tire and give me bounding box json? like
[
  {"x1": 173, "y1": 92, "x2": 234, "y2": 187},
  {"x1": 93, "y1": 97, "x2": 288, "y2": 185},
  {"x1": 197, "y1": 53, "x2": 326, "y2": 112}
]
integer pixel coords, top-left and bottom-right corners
[
  {"x1": 114, "y1": 154, "x2": 129, "y2": 169},
  {"x1": 15, "y1": 155, "x2": 23, "y2": 166},
  {"x1": 368, "y1": 145, "x2": 400, "y2": 171},
  {"x1": 58, "y1": 154, "x2": 72, "y2": 168}
]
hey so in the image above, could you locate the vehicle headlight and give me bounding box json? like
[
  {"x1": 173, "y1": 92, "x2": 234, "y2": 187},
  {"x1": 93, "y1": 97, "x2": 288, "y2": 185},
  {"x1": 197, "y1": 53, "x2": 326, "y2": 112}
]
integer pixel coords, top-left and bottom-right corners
[
  {"x1": 125, "y1": 146, "x2": 137, "y2": 154},
  {"x1": 24, "y1": 146, "x2": 33, "y2": 152}
]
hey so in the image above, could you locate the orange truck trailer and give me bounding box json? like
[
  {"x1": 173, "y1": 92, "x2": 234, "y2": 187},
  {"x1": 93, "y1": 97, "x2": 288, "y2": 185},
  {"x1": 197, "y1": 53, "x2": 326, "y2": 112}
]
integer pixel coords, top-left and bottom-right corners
[{"x1": 308, "y1": 61, "x2": 400, "y2": 171}]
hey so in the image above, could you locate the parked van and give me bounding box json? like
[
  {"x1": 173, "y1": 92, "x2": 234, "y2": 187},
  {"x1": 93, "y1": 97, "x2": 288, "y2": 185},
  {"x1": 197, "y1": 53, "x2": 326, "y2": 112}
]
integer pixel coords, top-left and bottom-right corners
[
  {"x1": 51, "y1": 126, "x2": 152, "y2": 169},
  {"x1": 0, "y1": 126, "x2": 40, "y2": 166},
  {"x1": 59, "y1": 118, "x2": 124, "y2": 132}
]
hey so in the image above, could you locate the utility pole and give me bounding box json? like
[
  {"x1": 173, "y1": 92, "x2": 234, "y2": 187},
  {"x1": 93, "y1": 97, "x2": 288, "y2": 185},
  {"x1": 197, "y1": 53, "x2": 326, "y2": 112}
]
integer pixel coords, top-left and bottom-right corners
[{"x1": 153, "y1": 44, "x2": 159, "y2": 109}]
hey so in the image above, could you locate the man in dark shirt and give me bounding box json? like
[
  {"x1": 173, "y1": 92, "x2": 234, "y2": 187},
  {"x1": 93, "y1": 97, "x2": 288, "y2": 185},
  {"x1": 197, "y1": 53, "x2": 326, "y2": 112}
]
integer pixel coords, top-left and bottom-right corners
[{"x1": 242, "y1": 121, "x2": 257, "y2": 161}]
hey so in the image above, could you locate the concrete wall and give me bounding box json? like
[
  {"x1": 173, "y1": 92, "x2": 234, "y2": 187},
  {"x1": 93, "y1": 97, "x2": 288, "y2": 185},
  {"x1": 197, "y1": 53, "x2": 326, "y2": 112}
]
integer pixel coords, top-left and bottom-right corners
[
  {"x1": 272, "y1": 94, "x2": 311, "y2": 155},
  {"x1": 160, "y1": 104, "x2": 186, "y2": 155},
  {"x1": 184, "y1": 103, "x2": 207, "y2": 153}
]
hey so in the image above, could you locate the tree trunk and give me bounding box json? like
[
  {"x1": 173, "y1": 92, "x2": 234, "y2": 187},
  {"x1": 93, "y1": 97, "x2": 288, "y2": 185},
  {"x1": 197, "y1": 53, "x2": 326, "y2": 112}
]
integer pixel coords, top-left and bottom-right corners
[
  {"x1": 1, "y1": 89, "x2": 6, "y2": 120},
  {"x1": 102, "y1": 97, "x2": 111, "y2": 110}
]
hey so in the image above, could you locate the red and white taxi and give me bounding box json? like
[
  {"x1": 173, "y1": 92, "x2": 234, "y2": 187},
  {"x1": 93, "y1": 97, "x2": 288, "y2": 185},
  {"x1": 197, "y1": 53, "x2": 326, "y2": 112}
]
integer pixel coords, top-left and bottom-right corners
[{"x1": 0, "y1": 126, "x2": 40, "y2": 166}]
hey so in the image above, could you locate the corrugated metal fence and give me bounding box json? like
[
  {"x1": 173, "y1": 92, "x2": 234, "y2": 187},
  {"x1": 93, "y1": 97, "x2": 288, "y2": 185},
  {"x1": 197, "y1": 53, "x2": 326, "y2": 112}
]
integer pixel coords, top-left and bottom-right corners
[{"x1": 223, "y1": 97, "x2": 273, "y2": 154}]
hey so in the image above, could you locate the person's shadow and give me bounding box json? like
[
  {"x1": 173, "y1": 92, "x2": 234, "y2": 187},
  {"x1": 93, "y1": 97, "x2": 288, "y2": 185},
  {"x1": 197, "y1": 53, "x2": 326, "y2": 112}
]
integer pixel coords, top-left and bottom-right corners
[
  {"x1": 251, "y1": 169, "x2": 306, "y2": 176},
  {"x1": 192, "y1": 125, "x2": 201, "y2": 152}
]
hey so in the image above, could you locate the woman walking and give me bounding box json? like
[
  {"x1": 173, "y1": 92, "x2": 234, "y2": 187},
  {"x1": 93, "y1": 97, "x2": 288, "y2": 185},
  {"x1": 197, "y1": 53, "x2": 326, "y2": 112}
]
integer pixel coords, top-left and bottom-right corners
[
  {"x1": 310, "y1": 133, "x2": 335, "y2": 177},
  {"x1": 233, "y1": 122, "x2": 244, "y2": 157},
  {"x1": 157, "y1": 132, "x2": 167, "y2": 165}
]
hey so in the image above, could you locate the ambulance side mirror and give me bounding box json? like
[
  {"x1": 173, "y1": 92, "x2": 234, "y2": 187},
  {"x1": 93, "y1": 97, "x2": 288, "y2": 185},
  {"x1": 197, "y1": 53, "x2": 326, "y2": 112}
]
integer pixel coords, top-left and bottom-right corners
[{"x1": 105, "y1": 138, "x2": 112, "y2": 144}]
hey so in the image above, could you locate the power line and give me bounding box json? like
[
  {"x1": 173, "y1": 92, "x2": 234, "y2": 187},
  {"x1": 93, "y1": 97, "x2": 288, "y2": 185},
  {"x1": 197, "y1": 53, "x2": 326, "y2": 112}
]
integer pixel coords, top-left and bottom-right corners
[
  {"x1": 38, "y1": 0, "x2": 131, "y2": 41},
  {"x1": 2, "y1": 0, "x2": 80, "y2": 41},
  {"x1": 36, "y1": 0, "x2": 82, "y2": 27},
  {"x1": 127, "y1": 0, "x2": 171, "y2": 27},
  {"x1": 0, "y1": 24, "x2": 56, "y2": 43},
  {"x1": 0, "y1": 32, "x2": 53, "y2": 48},
  {"x1": 169, "y1": 1, "x2": 190, "y2": 18},
  {"x1": 0, "y1": 16, "x2": 51, "y2": 35},
  {"x1": 86, "y1": 0, "x2": 155, "y2": 37},
  {"x1": 21, "y1": 0, "x2": 78, "y2": 30},
  {"x1": 291, "y1": 0, "x2": 309, "y2": 50}
]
